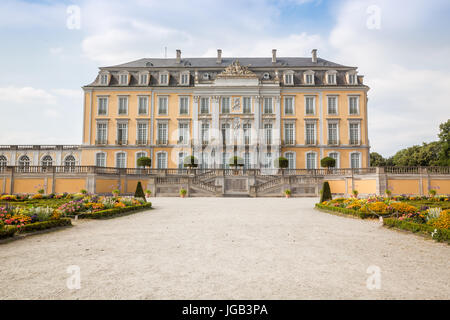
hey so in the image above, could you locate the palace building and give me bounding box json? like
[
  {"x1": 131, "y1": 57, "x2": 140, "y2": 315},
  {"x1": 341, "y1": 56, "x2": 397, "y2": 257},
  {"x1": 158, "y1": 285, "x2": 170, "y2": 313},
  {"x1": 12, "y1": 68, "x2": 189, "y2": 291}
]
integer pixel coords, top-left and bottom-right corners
[{"x1": 1, "y1": 49, "x2": 370, "y2": 170}]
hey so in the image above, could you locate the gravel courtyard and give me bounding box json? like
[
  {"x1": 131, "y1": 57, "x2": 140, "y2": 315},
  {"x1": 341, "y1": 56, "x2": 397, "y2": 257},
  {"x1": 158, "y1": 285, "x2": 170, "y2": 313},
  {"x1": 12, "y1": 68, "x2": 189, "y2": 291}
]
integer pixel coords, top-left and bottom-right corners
[{"x1": 0, "y1": 197, "x2": 449, "y2": 300}]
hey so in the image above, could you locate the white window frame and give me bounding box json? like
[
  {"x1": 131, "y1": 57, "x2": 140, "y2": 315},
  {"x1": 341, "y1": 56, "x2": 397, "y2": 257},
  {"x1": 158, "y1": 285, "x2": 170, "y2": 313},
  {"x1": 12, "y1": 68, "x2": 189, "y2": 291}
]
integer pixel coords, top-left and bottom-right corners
[
  {"x1": 327, "y1": 121, "x2": 339, "y2": 145},
  {"x1": 305, "y1": 151, "x2": 317, "y2": 170},
  {"x1": 326, "y1": 70, "x2": 337, "y2": 85},
  {"x1": 305, "y1": 96, "x2": 316, "y2": 115},
  {"x1": 221, "y1": 97, "x2": 231, "y2": 114},
  {"x1": 97, "y1": 96, "x2": 109, "y2": 116},
  {"x1": 305, "y1": 121, "x2": 316, "y2": 145},
  {"x1": 41, "y1": 155, "x2": 53, "y2": 167},
  {"x1": 178, "y1": 96, "x2": 190, "y2": 115},
  {"x1": 156, "y1": 151, "x2": 168, "y2": 169},
  {"x1": 116, "y1": 121, "x2": 128, "y2": 144},
  {"x1": 348, "y1": 95, "x2": 360, "y2": 115},
  {"x1": 115, "y1": 151, "x2": 127, "y2": 168},
  {"x1": 304, "y1": 70, "x2": 315, "y2": 85},
  {"x1": 349, "y1": 152, "x2": 362, "y2": 169},
  {"x1": 96, "y1": 121, "x2": 108, "y2": 144},
  {"x1": 328, "y1": 151, "x2": 340, "y2": 169},
  {"x1": 200, "y1": 97, "x2": 210, "y2": 114},
  {"x1": 159, "y1": 71, "x2": 169, "y2": 85},
  {"x1": 284, "y1": 151, "x2": 296, "y2": 169},
  {"x1": 263, "y1": 97, "x2": 273, "y2": 114},
  {"x1": 242, "y1": 96, "x2": 252, "y2": 114},
  {"x1": 95, "y1": 152, "x2": 107, "y2": 167},
  {"x1": 284, "y1": 121, "x2": 295, "y2": 145},
  {"x1": 264, "y1": 123, "x2": 273, "y2": 145},
  {"x1": 180, "y1": 71, "x2": 190, "y2": 86},
  {"x1": 284, "y1": 71, "x2": 294, "y2": 85},
  {"x1": 348, "y1": 121, "x2": 361, "y2": 145},
  {"x1": 157, "y1": 122, "x2": 168, "y2": 144},
  {"x1": 284, "y1": 96, "x2": 295, "y2": 115},
  {"x1": 327, "y1": 95, "x2": 339, "y2": 115},
  {"x1": 119, "y1": 73, "x2": 129, "y2": 86},
  {"x1": 117, "y1": 96, "x2": 129, "y2": 115},
  {"x1": 347, "y1": 71, "x2": 358, "y2": 85},
  {"x1": 135, "y1": 151, "x2": 148, "y2": 168},
  {"x1": 139, "y1": 72, "x2": 149, "y2": 85},
  {"x1": 99, "y1": 73, "x2": 109, "y2": 85},
  {"x1": 178, "y1": 121, "x2": 189, "y2": 145},
  {"x1": 158, "y1": 96, "x2": 169, "y2": 115},
  {"x1": 137, "y1": 95, "x2": 149, "y2": 115},
  {"x1": 136, "y1": 121, "x2": 148, "y2": 144}
]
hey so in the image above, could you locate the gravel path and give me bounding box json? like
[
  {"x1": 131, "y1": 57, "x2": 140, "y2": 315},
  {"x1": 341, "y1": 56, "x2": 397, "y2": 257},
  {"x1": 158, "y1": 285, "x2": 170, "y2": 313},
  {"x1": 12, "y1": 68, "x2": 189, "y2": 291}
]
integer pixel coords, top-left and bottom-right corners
[{"x1": 0, "y1": 197, "x2": 449, "y2": 300}]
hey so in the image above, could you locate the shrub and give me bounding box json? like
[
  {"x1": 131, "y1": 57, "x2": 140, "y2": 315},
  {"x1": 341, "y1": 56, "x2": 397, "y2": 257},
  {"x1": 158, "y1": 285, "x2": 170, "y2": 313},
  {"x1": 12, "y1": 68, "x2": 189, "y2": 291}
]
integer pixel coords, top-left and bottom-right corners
[
  {"x1": 134, "y1": 182, "x2": 146, "y2": 202},
  {"x1": 145, "y1": 189, "x2": 152, "y2": 196},
  {"x1": 320, "y1": 182, "x2": 332, "y2": 203},
  {"x1": 137, "y1": 157, "x2": 152, "y2": 168},
  {"x1": 429, "y1": 189, "x2": 437, "y2": 197},
  {"x1": 320, "y1": 157, "x2": 336, "y2": 168},
  {"x1": 18, "y1": 218, "x2": 72, "y2": 233},
  {"x1": 284, "y1": 189, "x2": 291, "y2": 195},
  {"x1": 430, "y1": 210, "x2": 450, "y2": 229},
  {"x1": 360, "y1": 201, "x2": 388, "y2": 214},
  {"x1": 229, "y1": 156, "x2": 244, "y2": 167},
  {"x1": 352, "y1": 190, "x2": 359, "y2": 198},
  {"x1": 0, "y1": 195, "x2": 17, "y2": 201},
  {"x1": 78, "y1": 203, "x2": 152, "y2": 219},
  {"x1": 384, "y1": 218, "x2": 450, "y2": 243},
  {"x1": 112, "y1": 189, "x2": 120, "y2": 196},
  {"x1": 274, "y1": 157, "x2": 289, "y2": 169},
  {"x1": 32, "y1": 194, "x2": 43, "y2": 199},
  {"x1": 0, "y1": 225, "x2": 17, "y2": 239},
  {"x1": 37, "y1": 189, "x2": 45, "y2": 195},
  {"x1": 385, "y1": 189, "x2": 392, "y2": 197},
  {"x1": 80, "y1": 189, "x2": 88, "y2": 195},
  {"x1": 183, "y1": 155, "x2": 198, "y2": 168},
  {"x1": 390, "y1": 202, "x2": 418, "y2": 214},
  {"x1": 180, "y1": 188, "x2": 187, "y2": 196}
]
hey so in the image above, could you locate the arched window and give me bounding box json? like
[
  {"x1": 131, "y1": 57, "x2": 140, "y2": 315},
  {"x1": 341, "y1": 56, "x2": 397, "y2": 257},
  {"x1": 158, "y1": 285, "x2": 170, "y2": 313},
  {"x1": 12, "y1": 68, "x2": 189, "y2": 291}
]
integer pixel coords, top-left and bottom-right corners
[
  {"x1": 156, "y1": 152, "x2": 167, "y2": 169},
  {"x1": 41, "y1": 155, "x2": 53, "y2": 167},
  {"x1": 96, "y1": 153, "x2": 106, "y2": 167},
  {"x1": 285, "y1": 152, "x2": 295, "y2": 170},
  {"x1": 64, "y1": 155, "x2": 76, "y2": 172},
  {"x1": 350, "y1": 153, "x2": 361, "y2": 169},
  {"x1": 0, "y1": 155, "x2": 7, "y2": 172},
  {"x1": 136, "y1": 152, "x2": 147, "y2": 168},
  {"x1": 329, "y1": 152, "x2": 339, "y2": 169},
  {"x1": 306, "y1": 152, "x2": 317, "y2": 170},
  {"x1": 116, "y1": 152, "x2": 126, "y2": 168},
  {"x1": 19, "y1": 155, "x2": 30, "y2": 168}
]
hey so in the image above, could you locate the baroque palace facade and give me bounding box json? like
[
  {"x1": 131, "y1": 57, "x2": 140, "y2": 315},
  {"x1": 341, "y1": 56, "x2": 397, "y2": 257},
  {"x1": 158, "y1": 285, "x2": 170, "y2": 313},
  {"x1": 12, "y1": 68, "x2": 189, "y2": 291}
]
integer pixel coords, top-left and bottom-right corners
[{"x1": 0, "y1": 49, "x2": 370, "y2": 170}]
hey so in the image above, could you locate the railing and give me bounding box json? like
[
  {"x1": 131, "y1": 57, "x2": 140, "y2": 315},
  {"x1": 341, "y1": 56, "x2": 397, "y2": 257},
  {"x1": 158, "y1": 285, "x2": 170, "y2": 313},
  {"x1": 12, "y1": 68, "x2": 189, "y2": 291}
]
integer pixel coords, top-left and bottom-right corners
[
  {"x1": 0, "y1": 145, "x2": 81, "y2": 150},
  {"x1": 384, "y1": 167, "x2": 420, "y2": 174}
]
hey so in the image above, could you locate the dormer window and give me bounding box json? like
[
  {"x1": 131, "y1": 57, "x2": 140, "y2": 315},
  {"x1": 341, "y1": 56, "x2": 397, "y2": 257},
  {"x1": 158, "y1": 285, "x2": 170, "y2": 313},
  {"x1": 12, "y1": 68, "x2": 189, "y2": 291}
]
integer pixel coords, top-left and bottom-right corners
[
  {"x1": 160, "y1": 72, "x2": 169, "y2": 85},
  {"x1": 100, "y1": 73, "x2": 109, "y2": 85},
  {"x1": 284, "y1": 71, "x2": 294, "y2": 85},
  {"x1": 304, "y1": 71, "x2": 315, "y2": 85},
  {"x1": 326, "y1": 70, "x2": 337, "y2": 85},
  {"x1": 119, "y1": 73, "x2": 129, "y2": 85},
  {"x1": 180, "y1": 71, "x2": 190, "y2": 85},
  {"x1": 346, "y1": 71, "x2": 358, "y2": 85},
  {"x1": 139, "y1": 72, "x2": 149, "y2": 85}
]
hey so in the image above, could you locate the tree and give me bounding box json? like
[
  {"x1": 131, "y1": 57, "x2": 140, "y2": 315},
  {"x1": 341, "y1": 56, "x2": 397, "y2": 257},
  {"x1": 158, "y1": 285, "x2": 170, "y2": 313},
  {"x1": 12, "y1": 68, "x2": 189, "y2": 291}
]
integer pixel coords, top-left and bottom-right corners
[
  {"x1": 320, "y1": 182, "x2": 332, "y2": 202},
  {"x1": 370, "y1": 152, "x2": 386, "y2": 167},
  {"x1": 134, "y1": 181, "x2": 146, "y2": 202},
  {"x1": 320, "y1": 157, "x2": 336, "y2": 169},
  {"x1": 183, "y1": 155, "x2": 198, "y2": 168},
  {"x1": 274, "y1": 157, "x2": 289, "y2": 169},
  {"x1": 229, "y1": 156, "x2": 244, "y2": 167},
  {"x1": 437, "y1": 119, "x2": 450, "y2": 166},
  {"x1": 137, "y1": 157, "x2": 152, "y2": 168}
]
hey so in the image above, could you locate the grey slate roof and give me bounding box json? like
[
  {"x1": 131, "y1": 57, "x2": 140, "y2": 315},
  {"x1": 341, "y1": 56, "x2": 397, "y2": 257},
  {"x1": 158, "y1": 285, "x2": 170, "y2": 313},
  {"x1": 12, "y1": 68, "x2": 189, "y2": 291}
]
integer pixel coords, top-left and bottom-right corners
[{"x1": 103, "y1": 57, "x2": 351, "y2": 69}]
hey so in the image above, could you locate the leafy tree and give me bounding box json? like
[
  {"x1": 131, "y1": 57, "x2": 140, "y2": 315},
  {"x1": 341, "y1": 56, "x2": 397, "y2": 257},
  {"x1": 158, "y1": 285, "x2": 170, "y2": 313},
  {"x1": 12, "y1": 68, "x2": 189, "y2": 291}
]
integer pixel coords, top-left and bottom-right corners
[
  {"x1": 137, "y1": 157, "x2": 152, "y2": 168},
  {"x1": 274, "y1": 157, "x2": 289, "y2": 169},
  {"x1": 229, "y1": 156, "x2": 244, "y2": 167},
  {"x1": 183, "y1": 155, "x2": 198, "y2": 168},
  {"x1": 370, "y1": 152, "x2": 386, "y2": 167},
  {"x1": 134, "y1": 181, "x2": 146, "y2": 202},
  {"x1": 320, "y1": 157, "x2": 336, "y2": 168},
  {"x1": 437, "y1": 119, "x2": 450, "y2": 166},
  {"x1": 320, "y1": 182, "x2": 332, "y2": 202}
]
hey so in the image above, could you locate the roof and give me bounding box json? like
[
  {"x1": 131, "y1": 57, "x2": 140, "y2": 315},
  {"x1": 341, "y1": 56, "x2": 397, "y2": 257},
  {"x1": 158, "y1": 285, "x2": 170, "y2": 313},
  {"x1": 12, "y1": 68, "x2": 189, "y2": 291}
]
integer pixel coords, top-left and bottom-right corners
[{"x1": 102, "y1": 57, "x2": 351, "y2": 69}]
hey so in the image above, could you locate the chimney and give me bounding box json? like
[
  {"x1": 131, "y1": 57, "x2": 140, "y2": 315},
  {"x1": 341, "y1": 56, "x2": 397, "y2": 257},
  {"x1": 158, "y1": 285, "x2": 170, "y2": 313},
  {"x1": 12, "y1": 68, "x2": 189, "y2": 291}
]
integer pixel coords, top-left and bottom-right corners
[
  {"x1": 272, "y1": 49, "x2": 277, "y2": 63},
  {"x1": 311, "y1": 49, "x2": 317, "y2": 63},
  {"x1": 176, "y1": 49, "x2": 181, "y2": 63},
  {"x1": 217, "y1": 49, "x2": 222, "y2": 64}
]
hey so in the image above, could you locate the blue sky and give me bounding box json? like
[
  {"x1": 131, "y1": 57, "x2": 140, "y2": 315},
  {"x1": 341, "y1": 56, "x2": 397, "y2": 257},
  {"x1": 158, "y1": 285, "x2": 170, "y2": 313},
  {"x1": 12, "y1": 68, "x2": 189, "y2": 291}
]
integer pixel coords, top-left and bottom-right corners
[{"x1": 0, "y1": 0, "x2": 449, "y2": 157}]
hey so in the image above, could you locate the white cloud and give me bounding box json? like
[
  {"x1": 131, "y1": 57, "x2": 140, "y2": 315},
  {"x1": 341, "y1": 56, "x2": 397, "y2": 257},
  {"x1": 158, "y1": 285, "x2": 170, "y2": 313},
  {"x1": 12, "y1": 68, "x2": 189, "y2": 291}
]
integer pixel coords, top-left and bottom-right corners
[{"x1": 0, "y1": 86, "x2": 57, "y2": 105}]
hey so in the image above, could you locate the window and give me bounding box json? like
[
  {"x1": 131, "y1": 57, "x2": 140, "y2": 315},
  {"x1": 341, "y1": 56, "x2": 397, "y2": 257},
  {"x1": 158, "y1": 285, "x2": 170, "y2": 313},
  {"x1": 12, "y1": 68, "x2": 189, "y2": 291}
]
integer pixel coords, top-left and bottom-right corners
[
  {"x1": 201, "y1": 123, "x2": 210, "y2": 144},
  {"x1": 100, "y1": 74, "x2": 108, "y2": 85},
  {"x1": 243, "y1": 97, "x2": 251, "y2": 114},
  {"x1": 180, "y1": 73, "x2": 189, "y2": 85},
  {"x1": 138, "y1": 96, "x2": 148, "y2": 115},
  {"x1": 285, "y1": 152, "x2": 295, "y2": 169},
  {"x1": 264, "y1": 123, "x2": 272, "y2": 145},
  {"x1": 160, "y1": 73, "x2": 169, "y2": 85},
  {"x1": 18, "y1": 155, "x2": 30, "y2": 169},
  {"x1": 284, "y1": 123, "x2": 295, "y2": 145},
  {"x1": 96, "y1": 122, "x2": 107, "y2": 144},
  {"x1": 137, "y1": 122, "x2": 148, "y2": 144},
  {"x1": 96, "y1": 153, "x2": 106, "y2": 167},
  {"x1": 200, "y1": 152, "x2": 209, "y2": 169},
  {"x1": 157, "y1": 152, "x2": 167, "y2": 169},
  {"x1": 116, "y1": 153, "x2": 126, "y2": 168},
  {"x1": 117, "y1": 122, "x2": 128, "y2": 144},
  {"x1": 349, "y1": 123, "x2": 360, "y2": 145},
  {"x1": 118, "y1": 96, "x2": 128, "y2": 115},
  {"x1": 178, "y1": 152, "x2": 187, "y2": 169},
  {"x1": 158, "y1": 96, "x2": 168, "y2": 115},
  {"x1": 328, "y1": 123, "x2": 338, "y2": 145},
  {"x1": 351, "y1": 153, "x2": 361, "y2": 169},
  {"x1": 98, "y1": 97, "x2": 108, "y2": 115},
  {"x1": 284, "y1": 97, "x2": 294, "y2": 115},
  {"x1": 305, "y1": 96, "x2": 315, "y2": 115},
  {"x1": 221, "y1": 123, "x2": 230, "y2": 144},
  {"x1": 119, "y1": 74, "x2": 128, "y2": 85},
  {"x1": 305, "y1": 73, "x2": 314, "y2": 85},
  {"x1": 179, "y1": 97, "x2": 189, "y2": 115},
  {"x1": 244, "y1": 152, "x2": 251, "y2": 169},
  {"x1": 139, "y1": 73, "x2": 148, "y2": 85},
  {"x1": 136, "y1": 152, "x2": 146, "y2": 168},
  {"x1": 327, "y1": 74, "x2": 336, "y2": 85},
  {"x1": 327, "y1": 96, "x2": 337, "y2": 115},
  {"x1": 222, "y1": 153, "x2": 229, "y2": 169},
  {"x1": 221, "y1": 97, "x2": 230, "y2": 114},
  {"x1": 305, "y1": 123, "x2": 316, "y2": 145},
  {"x1": 329, "y1": 152, "x2": 339, "y2": 168},
  {"x1": 200, "y1": 97, "x2": 209, "y2": 114},
  {"x1": 306, "y1": 153, "x2": 316, "y2": 169},
  {"x1": 178, "y1": 122, "x2": 189, "y2": 144},
  {"x1": 243, "y1": 123, "x2": 251, "y2": 145},
  {"x1": 41, "y1": 155, "x2": 53, "y2": 167},
  {"x1": 348, "y1": 74, "x2": 356, "y2": 85},
  {"x1": 157, "y1": 123, "x2": 168, "y2": 144},
  {"x1": 284, "y1": 73, "x2": 293, "y2": 85},
  {"x1": 64, "y1": 155, "x2": 76, "y2": 170},
  {"x1": 263, "y1": 97, "x2": 273, "y2": 114},
  {"x1": 349, "y1": 96, "x2": 359, "y2": 114},
  {"x1": 0, "y1": 155, "x2": 7, "y2": 170},
  {"x1": 264, "y1": 152, "x2": 272, "y2": 169}
]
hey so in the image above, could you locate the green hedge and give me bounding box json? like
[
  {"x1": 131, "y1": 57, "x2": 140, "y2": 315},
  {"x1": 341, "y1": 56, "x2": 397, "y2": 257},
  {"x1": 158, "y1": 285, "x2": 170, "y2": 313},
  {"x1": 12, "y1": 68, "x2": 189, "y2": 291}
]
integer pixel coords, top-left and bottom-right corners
[
  {"x1": 383, "y1": 218, "x2": 450, "y2": 244},
  {"x1": 77, "y1": 203, "x2": 152, "y2": 219},
  {"x1": 315, "y1": 203, "x2": 391, "y2": 219},
  {"x1": 18, "y1": 218, "x2": 72, "y2": 233},
  {"x1": 0, "y1": 226, "x2": 17, "y2": 239}
]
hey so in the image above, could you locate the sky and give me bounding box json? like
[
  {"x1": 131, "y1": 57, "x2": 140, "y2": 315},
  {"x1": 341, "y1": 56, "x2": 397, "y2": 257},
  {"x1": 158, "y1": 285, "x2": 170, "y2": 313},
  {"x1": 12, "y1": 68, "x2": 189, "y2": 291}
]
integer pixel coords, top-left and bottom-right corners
[{"x1": 0, "y1": 0, "x2": 449, "y2": 157}]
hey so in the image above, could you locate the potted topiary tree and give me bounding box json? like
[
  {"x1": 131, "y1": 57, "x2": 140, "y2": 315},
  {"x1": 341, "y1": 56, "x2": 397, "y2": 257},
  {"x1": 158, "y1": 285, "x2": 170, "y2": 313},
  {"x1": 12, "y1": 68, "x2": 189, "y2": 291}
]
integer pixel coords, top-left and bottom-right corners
[
  {"x1": 112, "y1": 189, "x2": 120, "y2": 197},
  {"x1": 274, "y1": 157, "x2": 289, "y2": 174},
  {"x1": 385, "y1": 189, "x2": 392, "y2": 199},
  {"x1": 352, "y1": 189, "x2": 359, "y2": 198},
  {"x1": 284, "y1": 189, "x2": 291, "y2": 198},
  {"x1": 179, "y1": 188, "x2": 187, "y2": 198},
  {"x1": 320, "y1": 157, "x2": 336, "y2": 173},
  {"x1": 137, "y1": 157, "x2": 152, "y2": 172},
  {"x1": 229, "y1": 156, "x2": 244, "y2": 175},
  {"x1": 80, "y1": 189, "x2": 88, "y2": 195},
  {"x1": 134, "y1": 181, "x2": 146, "y2": 202},
  {"x1": 429, "y1": 189, "x2": 437, "y2": 198},
  {"x1": 183, "y1": 155, "x2": 198, "y2": 174},
  {"x1": 145, "y1": 189, "x2": 152, "y2": 199},
  {"x1": 320, "y1": 181, "x2": 332, "y2": 203}
]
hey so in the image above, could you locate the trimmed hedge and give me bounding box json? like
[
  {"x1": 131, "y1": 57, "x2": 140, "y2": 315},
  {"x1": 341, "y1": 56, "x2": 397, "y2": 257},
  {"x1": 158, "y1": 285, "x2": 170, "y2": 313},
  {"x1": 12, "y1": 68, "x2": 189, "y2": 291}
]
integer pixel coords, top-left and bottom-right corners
[
  {"x1": 77, "y1": 203, "x2": 152, "y2": 219},
  {"x1": 0, "y1": 226, "x2": 17, "y2": 239},
  {"x1": 383, "y1": 218, "x2": 450, "y2": 244},
  {"x1": 315, "y1": 203, "x2": 391, "y2": 219},
  {"x1": 18, "y1": 218, "x2": 72, "y2": 233}
]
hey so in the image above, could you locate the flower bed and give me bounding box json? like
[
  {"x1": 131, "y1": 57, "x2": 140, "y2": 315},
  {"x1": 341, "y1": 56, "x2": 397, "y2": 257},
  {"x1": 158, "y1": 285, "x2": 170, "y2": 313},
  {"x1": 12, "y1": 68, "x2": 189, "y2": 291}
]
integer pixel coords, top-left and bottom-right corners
[
  {"x1": 383, "y1": 218, "x2": 450, "y2": 244},
  {"x1": 76, "y1": 203, "x2": 153, "y2": 219}
]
